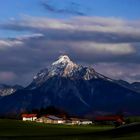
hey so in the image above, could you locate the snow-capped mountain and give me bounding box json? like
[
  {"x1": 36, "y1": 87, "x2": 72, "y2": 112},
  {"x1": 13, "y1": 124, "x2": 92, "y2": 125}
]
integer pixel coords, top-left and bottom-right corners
[
  {"x1": 0, "y1": 84, "x2": 23, "y2": 97},
  {"x1": 0, "y1": 55, "x2": 140, "y2": 117},
  {"x1": 28, "y1": 55, "x2": 112, "y2": 89}
]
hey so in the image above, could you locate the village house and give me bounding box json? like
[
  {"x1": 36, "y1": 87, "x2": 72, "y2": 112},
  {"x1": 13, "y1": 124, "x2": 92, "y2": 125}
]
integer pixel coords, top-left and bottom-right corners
[
  {"x1": 70, "y1": 118, "x2": 81, "y2": 125},
  {"x1": 79, "y1": 119, "x2": 93, "y2": 125},
  {"x1": 36, "y1": 115, "x2": 65, "y2": 124},
  {"x1": 94, "y1": 115, "x2": 125, "y2": 126},
  {"x1": 22, "y1": 114, "x2": 37, "y2": 121},
  {"x1": 21, "y1": 113, "x2": 93, "y2": 125},
  {"x1": 69, "y1": 118, "x2": 92, "y2": 125}
]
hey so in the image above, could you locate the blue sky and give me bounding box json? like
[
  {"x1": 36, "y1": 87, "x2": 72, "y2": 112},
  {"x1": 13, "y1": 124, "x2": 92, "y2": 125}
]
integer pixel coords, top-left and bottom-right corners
[
  {"x1": 0, "y1": 0, "x2": 140, "y2": 85},
  {"x1": 0, "y1": 0, "x2": 140, "y2": 20},
  {"x1": 0, "y1": 0, "x2": 140, "y2": 38}
]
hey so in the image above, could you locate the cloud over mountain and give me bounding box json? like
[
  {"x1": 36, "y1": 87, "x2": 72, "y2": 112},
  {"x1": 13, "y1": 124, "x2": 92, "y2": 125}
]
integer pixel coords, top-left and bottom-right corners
[{"x1": 0, "y1": 16, "x2": 140, "y2": 85}]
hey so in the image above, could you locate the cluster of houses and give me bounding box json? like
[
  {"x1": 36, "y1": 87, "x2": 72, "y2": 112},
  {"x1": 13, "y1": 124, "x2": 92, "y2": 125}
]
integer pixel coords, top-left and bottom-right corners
[
  {"x1": 21, "y1": 114, "x2": 92, "y2": 125},
  {"x1": 21, "y1": 113, "x2": 125, "y2": 126}
]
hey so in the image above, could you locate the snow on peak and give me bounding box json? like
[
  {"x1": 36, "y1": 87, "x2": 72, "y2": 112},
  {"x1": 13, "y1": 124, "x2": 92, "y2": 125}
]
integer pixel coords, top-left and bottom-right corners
[
  {"x1": 50, "y1": 55, "x2": 78, "y2": 77},
  {"x1": 29, "y1": 55, "x2": 115, "y2": 89},
  {"x1": 52, "y1": 55, "x2": 71, "y2": 66},
  {"x1": 31, "y1": 55, "x2": 78, "y2": 86},
  {"x1": 32, "y1": 55, "x2": 97, "y2": 84}
]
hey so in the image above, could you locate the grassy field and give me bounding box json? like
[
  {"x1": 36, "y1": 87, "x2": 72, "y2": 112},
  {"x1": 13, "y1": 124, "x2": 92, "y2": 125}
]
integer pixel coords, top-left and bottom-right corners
[
  {"x1": 125, "y1": 116, "x2": 140, "y2": 123},
  {"x1": 0, "y1": 119, "x2": 139, "y2": 140}
]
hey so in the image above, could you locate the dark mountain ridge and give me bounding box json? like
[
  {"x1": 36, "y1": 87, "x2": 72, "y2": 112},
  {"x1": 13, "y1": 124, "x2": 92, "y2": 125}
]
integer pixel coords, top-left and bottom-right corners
[
  {"x1": 116, "y1": 80, "x2": 140, "y2": 93},
  {"x1": 0, "y1": 55, "x2": 139, "y2": 117},
  {"x1": 0, "y1": 84, "x2": 23, "y2": 97}
]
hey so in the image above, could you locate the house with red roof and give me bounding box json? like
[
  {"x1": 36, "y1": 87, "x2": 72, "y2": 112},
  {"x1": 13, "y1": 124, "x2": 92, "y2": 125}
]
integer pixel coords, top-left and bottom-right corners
[
  {"x1": 22, "y1": 114, "x2": 37, "y2": 121},
  {"x1": 94, "y1": 115, "x2": 125, "y2": 126}
]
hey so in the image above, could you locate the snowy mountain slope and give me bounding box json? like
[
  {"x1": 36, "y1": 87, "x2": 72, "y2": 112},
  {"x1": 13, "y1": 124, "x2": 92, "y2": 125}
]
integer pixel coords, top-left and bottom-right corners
[
  {"x1": 0, "y1": 84, "x2": 23, "y2": 97},
  {"x1": 28, "y1": 55, "x2": 113, "y2": 89}
]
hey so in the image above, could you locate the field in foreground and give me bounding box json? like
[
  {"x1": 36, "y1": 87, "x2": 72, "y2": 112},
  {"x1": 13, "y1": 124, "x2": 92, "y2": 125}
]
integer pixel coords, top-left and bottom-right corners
[{"x1": 0, "y1": 119, "x2": 139, "y2": 140}]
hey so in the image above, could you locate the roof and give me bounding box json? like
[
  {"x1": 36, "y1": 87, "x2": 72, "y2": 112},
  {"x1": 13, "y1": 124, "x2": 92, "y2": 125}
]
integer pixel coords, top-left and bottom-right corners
[
  {"x1": 44, "y1": 115, "x2": 63, "y2": 120},
  {"x1": 95, "y1": 115, "x2": 124, "y2": 122},
  {"x1": 22, "y1": 114, "x2": 37, "y2": 118},
  {"x1": 80, "y1": 119, "x2": 92, "y2": 122},
  {"x1": 70, "y1": 118, "x2": 80, "y2": 121}
]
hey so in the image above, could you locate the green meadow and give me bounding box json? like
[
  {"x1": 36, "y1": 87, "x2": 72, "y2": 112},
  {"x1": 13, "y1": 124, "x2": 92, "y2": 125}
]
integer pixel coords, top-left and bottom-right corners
[
  {"x1": 0, "y1": 119, "x2": 139, "y2": 140},
  {"x1": 125, "y1": 116, "x2": 140, "y2": 123}
]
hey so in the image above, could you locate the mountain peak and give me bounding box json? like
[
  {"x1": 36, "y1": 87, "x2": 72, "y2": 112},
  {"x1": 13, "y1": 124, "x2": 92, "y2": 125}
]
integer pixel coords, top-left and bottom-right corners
[
  {"x1": 28, "y1": 54, "x2": 120, "y2": 91},
  {"x1": 52, "y1": 55, "x2": 72, "y2": 66},
  {"x1": 30, "y1": 55, "x2": 100, "y2": 89},
  {"x1": 59, "y1": 55, "x2": 70, "y2": 61},
  {"x1": 50, "y1": 55, "x2": 79, "y2": 77}
]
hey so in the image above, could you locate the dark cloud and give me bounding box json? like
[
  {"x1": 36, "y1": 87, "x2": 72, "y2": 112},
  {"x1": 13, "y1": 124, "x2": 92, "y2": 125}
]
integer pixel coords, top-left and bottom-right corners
[
  {"x1": 94, "y1": 63, "x2": 140, "y2": 83},
  {"x1": 0, "y1": 16, "x2": 140, "y2": 85},
  {"x1": 1, "y1": 16, "x2": 140, "y2": 44},
  {"x1": 41, "y1": 1, "x2": 85, "y2": 15}
]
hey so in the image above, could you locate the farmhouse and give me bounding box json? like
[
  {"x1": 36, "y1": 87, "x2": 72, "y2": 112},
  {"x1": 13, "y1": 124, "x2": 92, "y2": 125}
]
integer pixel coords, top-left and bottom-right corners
[
  {"x1": 70, "y1": 118, "x2": 81, "y2": 125},
  {"x1": 79, "y1": 119, "x2": 93, "y2": 125},
  {"x1": 36, "y1": 115, "x2": 65, "y2": 124},
  {"x1": 69, "y1": 118, "x2": 92, "y2": 125},
  {"x1": 22, "y1": 114, "x2": 37, "y2": 121},
  {"x1": 94, "y1": 115, "x2": 125, "y2": 125}
]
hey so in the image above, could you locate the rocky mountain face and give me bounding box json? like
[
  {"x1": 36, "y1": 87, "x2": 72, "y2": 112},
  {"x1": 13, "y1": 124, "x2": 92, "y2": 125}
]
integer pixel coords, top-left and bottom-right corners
[
  {"x1": 0, "y1": 55, "x2": 140, "y2": 117},
  {"x1": 27, "y1": 55, "x2": 93, "y2": 89},
  {"x1": 28, "y1": 55, "x2": 112, "y2": 89},
  {"x1": 0, "y1": 84, "x2": 23, "y2": 97}
]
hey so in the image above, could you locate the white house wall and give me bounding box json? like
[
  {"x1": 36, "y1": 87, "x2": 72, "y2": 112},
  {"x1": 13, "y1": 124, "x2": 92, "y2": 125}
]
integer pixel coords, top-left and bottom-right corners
[{"x1": 22, "y1": 117, "x2": 37, "y2": 121}]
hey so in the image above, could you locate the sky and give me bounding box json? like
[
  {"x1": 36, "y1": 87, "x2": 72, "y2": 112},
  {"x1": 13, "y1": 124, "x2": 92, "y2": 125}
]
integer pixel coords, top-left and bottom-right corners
[{"x1": 0, "y1": 0, "x2": 140, "y2": 86}]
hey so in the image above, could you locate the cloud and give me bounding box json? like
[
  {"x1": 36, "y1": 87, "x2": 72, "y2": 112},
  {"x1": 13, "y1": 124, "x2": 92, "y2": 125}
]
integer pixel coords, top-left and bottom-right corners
[
  {"x1": 0, "y1": 40, "x2": 23, "y2": 49},
  {"x1": 94, "y1": 63, "x2": 140, "y2": 83},
  {"x1": 41, "y1": 1, "x2": 85, "y2": 15},
  {"x1": 1, "y1": 16, "x2": 140, "y2": 43},
  {"x1": 16, "y1": 33, "x2": 44, "y2": 40},
  {"x1": 0, "y1": 16, "x2": 140, "y2": 85},
  {"x1": 0, "y1": 71, "x2": 16, "y2": 83},
  {"x1": 69, "y1": 42, "x2": 135, "y2": 55},
  {"x1": 0, "y1": 33, "x2": 44, "y2": 50}
]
